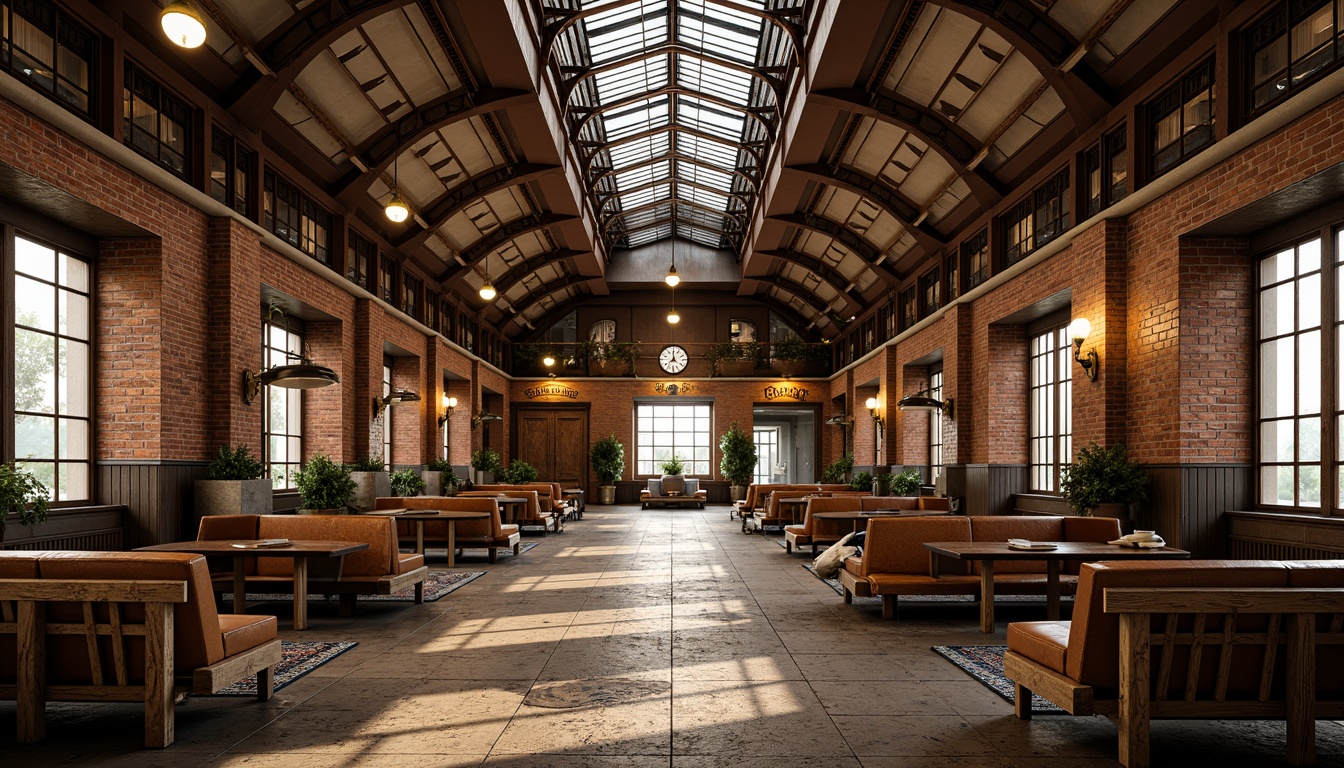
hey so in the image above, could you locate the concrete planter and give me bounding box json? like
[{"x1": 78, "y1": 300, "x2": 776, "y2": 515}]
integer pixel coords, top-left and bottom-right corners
[
  {"x1": 350, "y1": 471, "x2": 390, "y2": 512},
  {"x1": 422, "y1": 470, "x2": 442, "y2": 497},
  {"x1": 773, "y1": 360, "x2": 807, "y2": 378},
  {"x1": 194, "y1": 479, "x2": 273, "y2": 517},
  {"x1": 730, "y1": 484, "x2": 747, "y2": 501},
  {"x1": 473, "y1": 470, "x2": 495, "y2": 485}
]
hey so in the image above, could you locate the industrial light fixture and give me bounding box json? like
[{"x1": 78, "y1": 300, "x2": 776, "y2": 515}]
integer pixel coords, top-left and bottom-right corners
[
  {"x1": 665, "y1": 263, "x2": 679, "y2": 286},
  {"x1": 1069, "y1": 317, "x2": 1098, "y2": 380},
  {"x1": 243, "y1": 305, "x2": 340, "y2": 404},
  {"x1": 479, "y1": 262, "x2": 497, "y2": 301},
  {"x1": 438, "y1": 395, "x2": 458, "y2": 427},
  {"x1": 865, "y1": 396, "x2": 885, "y2": 434},
  {"x1": 471, "y1": 409, "x2": 503, "y2": 429},
  {"x1": 385, "y1": 158, "x2": 410, "y2": 222},
  {"x1": 824, "y1": 414, "x2": 854, "y2": 426},
  {"x1": 897, "y1": 391, "x2": 954, "y2": 418},
  {"x1": 542, "y1": 353, "x2": 556, "y2": 367},
  {"x1": 667, "y1": 232, "x2": 681, "y2": 322},
  {"x1": 667, "y1": 286, "x2": 680, "y2": 324},
  {"x1": 374, "y1": 389, "x2": 421, "y2": 416},
  {"x1": 160, "y1": 0, "x2": 206, "y2": 49}
]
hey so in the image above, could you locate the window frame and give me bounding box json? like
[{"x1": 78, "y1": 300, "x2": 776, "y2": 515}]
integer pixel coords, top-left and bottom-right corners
[
  {"x1": 634, "y1": 400, "x2": 713, "y2": 477},
  {"x1": 261, "y1": 311, "x2": 303, "y2": 491},
  {"x1": 919, "y1": 265, "x2": 941, "y2": 318},
  {"x1": 962, "y1": 228, "x2": 989, "y2": 290},
  {"x1": 262, "y1": 169, "x2": 332, "y2": 264},
  {"x1": 929, "y1": 365, "x2": 944, "y2": 477},
  {"x1": 0, "y1": 1, "x2": 95, "y2": 118},
  {"x1": 382, "y1": 358, "x2": 393, "y2": 469},
  {"x1": 209, "y1": 129, "x2": 252, "y2": 217},
  {"x1": 1027, "y1": 313, "x2": 1074, "y2": 493},
  {"x1": 1147, "y1": 58, "x2": 1216, "y2": 179},
  {"x1": 123, "y1": 63, "x2": 191, "y2": 180},
  {"x1": 1246, "y1": 0, "x2": 1344, "y2": 115}
]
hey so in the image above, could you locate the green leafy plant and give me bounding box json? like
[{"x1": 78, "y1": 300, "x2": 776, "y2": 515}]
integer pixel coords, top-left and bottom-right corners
[
  {"x1": 471, "y1": 449, "x2": 502, "y2": 474},
  {"x1": 771, "y1": 336, "x2": 808, "y2": 362},
  {"x1": 889, "y1": 469, "x2": 922, "y2": 496},
  {"x1": 659, "y1": 453, "x2": 685, "y2": 476},
  {"x1": 0, "y1": 463, "x2": 50, "y2": 540},
  {"x1": 442, "y1": 471, "x2": 464, "y2": 495},
  {"x1": 389, "y1": 468, "x2": 426, "y2": 497},
  {"x1": 821, "y1": 453, "x2": 854, "y2": 483},
  {"x1": 874, "y1": 471, "x2": 893, "y2": 496},
  {"x1": 206, "y1": 445, "x2": 264, "y2": 481},
  {"x1": 591, "y1": 434, "x2": 626, "y2": 486},
  {"x1": 348, "y1": 456, "x2": 385, "y2": 472},
  {"x1": 427, "y1": 457, "x2": 453, "y2": 473},
  {"x1": 849, "y1": 471, "x2": 873, "y2": 492},
  {"x1": 500, "y1": 460, "x2": 539, "y2": 485},
  {"x1": 718, "y1": 421, "x2": 757, "y2": 486},
  {"x1": 295, "y1": 455, "x2": 356, "y2": 511},
  {"x1": 1060, "y1": 442, "x2": 1150, "y2": 515}
]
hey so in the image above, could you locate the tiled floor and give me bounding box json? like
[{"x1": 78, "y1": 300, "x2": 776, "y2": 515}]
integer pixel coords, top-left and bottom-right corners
[{"x1": 4, "y1": 506, "x2": 1343, "y2": 767}]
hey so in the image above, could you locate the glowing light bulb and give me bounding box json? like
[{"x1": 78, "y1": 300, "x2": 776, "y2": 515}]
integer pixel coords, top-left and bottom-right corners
[
  {"x1": 385, "y1": 192, "x2": 410, "y2": 223},
  {"x1": 161, "y1": 1, "x2": 206, "y2": 48},
  {"x1": 479, "y1": 280, "x2": 497, "y2": 301}
]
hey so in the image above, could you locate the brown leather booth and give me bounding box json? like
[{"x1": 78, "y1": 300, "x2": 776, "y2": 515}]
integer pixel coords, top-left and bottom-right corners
[{"x1": 375, "y1": 496, "x2": 523, "y2": 562}]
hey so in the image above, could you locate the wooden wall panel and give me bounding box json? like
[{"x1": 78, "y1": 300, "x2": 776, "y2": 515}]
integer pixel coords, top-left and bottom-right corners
[
  {"x1": 98, "y1": 461, "x2": 206, "y2": 548},
  {"x1": 2, "y1": 506, "x2": 124, "y2": 551}
]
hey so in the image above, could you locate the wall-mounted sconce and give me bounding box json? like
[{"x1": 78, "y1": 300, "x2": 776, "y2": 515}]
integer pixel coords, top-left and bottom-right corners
[
  {"x1": 374, "y1": 389, "x2": 421, "y2": 417},
  {"x1": 438, "y1": 395, "x2": 458, "y2": 427},
  {"x1": 542, "y1": 354, "x2": 556, "y2": 367},
  {"x1": 1069, "y1": 317, "x2": 1098, "y2": 381},
  {"x1": 825, "y1": 413, "x2": 855, "y2": 455},
  {"x1": 243, "y1": 305, "x2": 340, "y2": 404},
  {"x1": 897, "y1": 391, "x2": 954, "y2": 418},
  {"x1": 471, "y1": 410, "x2": 503, "y2": 429},
  {"x1": 865, "y1": 396, "x2": 885, "y2": 435}
]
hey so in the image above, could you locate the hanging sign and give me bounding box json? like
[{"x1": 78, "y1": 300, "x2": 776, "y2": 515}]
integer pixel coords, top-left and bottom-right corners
[
  {"x1": 523, "y1": 384, "x2": 580, "y2": 399},
  {"x1": 763, "y1": 384, "x2": 810, "y2": 401}
]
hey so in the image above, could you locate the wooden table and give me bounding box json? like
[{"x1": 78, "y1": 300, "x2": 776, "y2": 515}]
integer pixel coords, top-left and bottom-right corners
[
  {"x1": 136, "y1": 539, "x2": 369, "y2": 630},
  {"x1": 366, "y1": 508, "x2": 490, "y2": 567},
  {"x1": 813, "y1": 509, "x2": 952, "y2": 535},
  {"x1": 922, "y1": 541, "x2": 1192, "y2": 633},
  {"x1": 775, "y1": 496, "x2": 819, "y2": 526},
  {"x1": 562, "y1": 488, "x2": 584, "y2": 519},
  {"x1": 493, "y1": 496, "x2": 529, "y2": 525}
]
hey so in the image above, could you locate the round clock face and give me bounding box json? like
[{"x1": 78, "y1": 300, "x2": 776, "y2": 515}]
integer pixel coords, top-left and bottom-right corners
[{"x1": 659, "y1": 345, "x2": 689, "y2": 374}]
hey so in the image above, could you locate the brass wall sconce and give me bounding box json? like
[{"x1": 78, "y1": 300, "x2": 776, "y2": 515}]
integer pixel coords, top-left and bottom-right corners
[
  {"x1": 1069, "y1": 317, "x2": 1098, "y2": 381},
  {"x1": 864, "y1": 396, "x2": 885, "y2": 435},
  {"x1": 374, "y1": 389, "x2": 421, "y2": 417},
  {"x1": 897, "y1": 391, "x2": 954, "y2": 418},
  {"x1": 438, "y1": 395, "x2": 458, "y2": 427}
]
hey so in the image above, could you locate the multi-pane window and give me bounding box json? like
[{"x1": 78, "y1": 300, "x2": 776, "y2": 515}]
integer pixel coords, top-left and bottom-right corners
[
  {"x1": 1005, "y1": 170, "x2": 1071, "y2": 267},
  {"x1": 346, "y1": 231, "x2": 373, "y2": 290},
  {"x1": 438, "y1": 298, "x2": 454, "y2": 338},
  {"x1": 900, "y1": 287, "x2": 917, "y2": 329},
  {"x1": 963, "y1": 229, "x2": 989, "y2": 289},
  {"x1": 123, "y1": 64, "x2": 189, "y2": 178},
  {"x1": 1106, "y1": 128, "x2": 1129, "y2": 207},
  {"x1": 403, "y1": 273, "x2": 422, "y2": 321},
  {"x1": 945, "y1": 253, "x2": 961, "y2": 302},
  {"x1": 1003, "y1": 197, "x2": 1034, "y2": 266},
  {"x1": 262, "y1": 314, "x2": 302, "y2": 490},
  {"x1": 209, "y1": 131, "x2": 252, "y2": 216},
  {"x1": 1150, "y1": 59, "x2": 1215, "y2": 176},
  {"x1": 382, "y1": 360, "x2": 393, "y2": 469},
  {"x1": 379, "y1": 255, "x2": 396, "y2": 304},
  {"x1": 919, "y1": 266, "x2": 941, "y2": 317},
  {"x1": 1258, "y1": 236, "x2": 1323, "y2": 508},
  {"x1": 930, "y1": 367, "x2": 944, "y2": 477},
  {"x1": 1, "y1": 0, "x2": 93, "y2": 116},
  {"x1": 1248, "y1": 1, "x2": 1344, "y2": 113},
  {"x1": 11, "y1": 234, "x2": 90, "y2": 502},
  {"x1": 753, "y1": 427, "x2": 778, "y2": 485},
  {"x1": 1029, "y1": 323, "x2": 1074, "y2": 492},
  {"x1": 263, "y1": 170, "x2": 332, "y2": 264},
  {"x1": 636, "y1": 402, "x2": 711, "y2": 476}
]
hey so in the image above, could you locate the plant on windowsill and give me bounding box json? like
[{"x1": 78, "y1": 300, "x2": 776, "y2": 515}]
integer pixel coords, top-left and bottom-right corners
[
  {"x1": 390, "y1": 468, "x2": 426, "y2": 497},
  {"x1": 471, "y1": 448, "x2": 502, "y2": 485},
  {"x1": 1059, "y1": 442, "x2": 1150, "y2": 518},
  {"x1": 821, "y1": 453, "x2": 854, "y2": 484},
  {"x1": 719, "y1": 421, "x2": 757, "y2": 502},
  {"x1": 195, "y1": 444, "x2": 273, "y2": 517},
  {"x1": 0, "y1": 463, "x2": 49, "y2": 549},
  {"x1": 889, "y1": 469, "x2": 922, "y2": 497},
  {"x1": 591, "y1": 434, "x2": 625, "y2": 504},
  {"x1": 347, "y1": 455, "x2": 390, "y2": 513},
  {"x1": 295, "y1": 454, "x2": 356, "y2": 515}
]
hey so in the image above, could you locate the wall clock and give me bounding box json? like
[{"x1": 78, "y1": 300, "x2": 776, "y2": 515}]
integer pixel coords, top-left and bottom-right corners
[{"x1": 658, "y1": 344, "x2": 689, "y2": 374}]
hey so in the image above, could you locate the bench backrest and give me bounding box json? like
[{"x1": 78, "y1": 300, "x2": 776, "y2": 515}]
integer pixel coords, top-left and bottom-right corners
[
  {"x1": 744, "y1": 483, "x2": 851, "y2": 510},
  {"x1": 860, "y1": 496, "x2": 920, "y2": 511},
  {"x1": 1284, "y1": 560, "x2": 1344, "y2": 694},
  {"x1": 459, "y1": 488, "x2": 543, "y2": 521},
  {"x1": 377, "y1": 496, "x2": 507, "y2": 540},
  {"x1": 969, "y1": 517, "x2": 1064, "y2": 574},
  {"x1": 250, "y1": 515, "x2": 399, "y2": 578},
  {"x1": 798, "y1": 496, "x2": 863, "y2": 535},
  {"x1": 860, "y1": 516, "x2": 973, "y2": 577},
  {"x1": 763, "y1": 490, "x2": 817, "y2": 519},
  {"x1": 918, "y1": 496, "x2": 954, "y2": 511}
]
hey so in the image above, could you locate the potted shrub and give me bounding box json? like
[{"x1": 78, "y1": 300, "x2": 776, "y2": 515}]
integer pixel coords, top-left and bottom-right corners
[
  {"x1": 0, "y1": 463, "x2": 49, "y2": 549},
  {"x1": 195, "y1": 444, "x2": 272, "y2": 517},
  {"x1": 889, "y1": 469, "x2": 922, "y2": 496},
  {"x1": 659, "y1": 453, "x2": 687, "y2": 495},
  {"x1": 348, "y1": 455, "x2": 390, "y2": 512},
  {"x1": 424, "y1": 457, "x2": 452, "y2": 496},
  {"x1": 500, "y1": 460, "x2": 539, "y2": 485},
  {"x1": 295, "y1": 455, "x2": 356, "y2": 515},
  {"x1": 873, "y1": 471, "x2": 893, "y2": 496},
  {"x1": 771, "y1": 336, "x2": 809, "y2": 378},
  {"x1": 711, "y1": 341, "x2": 757, "y2": 377},
  {"x1": 821, "y1": 453, "x2": 854, "y2": 483},
  {"x1": 1060, "y1": 442, "x2": 1150, "y2": 518},
  {"x1": 587, "y1": 341, "x2": 638, "y2": 377},
  {"x1": 718, "y1": 421, "x2": 757, "y2": 501},
  {"x1": 590, "y1": 434, "x2": 625, "y2": 504},
  {"x1": 390, "y1": 468, "x2": 426, "y2": 497},
  {"x1": 471, "y1": 448, "x2": 502, "y2": 485},
  {"x1": 849, "y1": 470, "x2": 873, "y2": 492}
]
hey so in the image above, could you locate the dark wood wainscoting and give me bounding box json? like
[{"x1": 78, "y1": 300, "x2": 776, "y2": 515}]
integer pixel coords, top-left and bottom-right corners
[
  {"x1": 1227, "y1": 510, "x2": 1344, "y2": 559},
  {"x1": 1138, "y1": 464, "x2": 1250, "y2": 558},
  {"x1": 945, "y1": 464, "x2": 1026, "y2": 516},
  {"x1": 2, "y1": 505, "x2": 125, "y2": 550},
  {"x1": 98, "y1": 460, "x2": 208, "y2": 548}
]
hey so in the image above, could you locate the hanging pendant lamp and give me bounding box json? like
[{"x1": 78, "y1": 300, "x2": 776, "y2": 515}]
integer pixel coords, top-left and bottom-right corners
[
  {"x1": 385, "y1": 158, "x2": 410, "y2": 223},
  {"x1": 161, "y1": 0, "x2": 206, "y2": 49}
]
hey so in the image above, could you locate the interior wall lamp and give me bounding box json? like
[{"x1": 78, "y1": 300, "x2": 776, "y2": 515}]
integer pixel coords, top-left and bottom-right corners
[
  {"x1": 243, "y1": 305, "x2": 340, "y2": 404},
  {"x1": 438, "y1": 395, "x2": 457, "y2": 427},
  {"x1": 471, "y1": 410, "x2": 504, "y2": 429},
  {"x1": 374, "y1": 389, "x2": 421, "y2": 417},
  {"x1": 864, "y1": 396, "x2": 885, "y2": 434},
  {"x1": 896, "y1": 391, "x2": 954, "y2": 418},
  {"x1": 1069, "y1": 317, "x2": 1099, "y2": 381}
]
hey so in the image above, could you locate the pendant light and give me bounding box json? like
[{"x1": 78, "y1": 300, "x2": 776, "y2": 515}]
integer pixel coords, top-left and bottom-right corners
[
  {"x1": 385, "y1": 158, "x2": 410, "y2": 223},
  {"x1": 666, "y1": 228, "x2": 680, "y2": 323},
  {"x1": 161, "y1": 0, "x2": 206, "y2": 49},
  {"x1": 479, "y1": 263, "x2": 497, "y2": 301}
]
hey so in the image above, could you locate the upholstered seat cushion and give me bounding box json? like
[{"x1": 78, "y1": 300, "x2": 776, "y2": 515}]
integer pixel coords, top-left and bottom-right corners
[
  {"x1": 783, "y1": 524, "x2": 806, "y2": 536},
  {"x1": 647, "y1": 478, "x2": 662, "y2": 495},
  {"x1": 684, "y1": 478, "x2": 700, "y2": 494},
  {"x1": 867, "y1": 573, "x2": 979, "y2": 594},
  {"x1": 218, "y1": 614, "x2": 278, "y2": 658},
  {"x1": 1007, "y1": 620, "x2": 1071, "y2": 674}
]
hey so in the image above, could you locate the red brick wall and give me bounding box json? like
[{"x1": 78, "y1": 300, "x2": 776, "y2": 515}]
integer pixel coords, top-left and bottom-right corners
[
  {"x1": 1179, "y1": 239, "x2": 1253, "y2": 463},
  {"x1": 97, "y1": 239, "x2": 164, "y2": 460}
]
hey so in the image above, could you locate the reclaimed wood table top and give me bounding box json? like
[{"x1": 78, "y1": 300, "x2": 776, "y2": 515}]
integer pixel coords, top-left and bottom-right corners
[
  {"x1": 814, "y1": 509, "x2": 952, "y2": 520},
  {"x1": 137, "y1": 540, "x2": 369, "y2": 557},
  {"x1": 922, "y1": 541, "x2": 1190, "y2": 560},
  {"x1": 366, "y1": 509, "x2": 490, "y2": 520}
]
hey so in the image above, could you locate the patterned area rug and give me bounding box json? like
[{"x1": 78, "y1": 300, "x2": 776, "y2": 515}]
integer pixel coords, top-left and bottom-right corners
[
  {"x1": 932, "y1": 645, "x2": 1067, "y2": 715},
  {"x1": 216, "y1": 640, "x2": 357, "y2": 696},
  {"x1": 224, "y1": 569, "x2": 486, "y2": 604},
  {"x1": 423, "y1": 540, "x2": 539, "y2": 563},
  {"x1": 802, "y1": 563, "x2": 1072, "y2": 605}
]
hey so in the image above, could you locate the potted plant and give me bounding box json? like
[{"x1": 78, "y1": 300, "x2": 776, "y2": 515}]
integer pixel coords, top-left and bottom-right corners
[
  {"x1": 718, "y1": 421, "x2": 757, "y2": 501},
  {"x1": 195, "y1": 444, "x2": 272, "y2": 517},
  {"x1": 390, "y1": 468, "x2": 426, "y2": 497},
  {"x1": 471, "y1": 448, "x2": 502, "y2": 485},
  {"x1": 348, "y1": 455, "x2": 390, "y2": 512},
  {"x1": 849, "y1": 470, "x2": 873, "y2": 492},
  {"x1": 711, "y1": 341, "x2": 757, "y2": 377},
  {"x1": 500, "y1": 460, "x2": 539, "y2": 485},
  {"x1": 771, "y1": 336, "x2": 809, "y2": 378},
  {"x1": 424, "y1": 457, "x2": 452, "y2": 496},
  {"x1": 294, "y1": 455, "x2": 357, "y2": 515},
  {"x1": 821, "y1": 453, "x2": 854, "y2": 483},
  {"x1": 659, "y1": 453, "x2": 687, "y2": 495},
  {"x1": 0, "y1": 463, "x2": 49, "y2": 549},
  {"x1": 587, "y1": 341, "x2": 638, "y2": 376},
  {"x1": 1060, "y1": 442, "x2": 1150, "y2": 518},
  {"x1": 591, "y1": 434, "x2": 625, "y2": 504},
  {"x1": 873, "y1": 471, "x2": 893, "y2": 496}
]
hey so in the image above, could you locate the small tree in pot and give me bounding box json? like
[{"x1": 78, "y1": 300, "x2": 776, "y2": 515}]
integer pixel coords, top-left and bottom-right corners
[
  {"x1": 591, "y1": 434, "x2": 625, "y2": 504},
  {"x1": 889, "y1": 469, "x2": 922, "y2": 497},
  {"x1": 424, "y1": 457, "x2": 452, "y2": 496},
  {"x1": 471, "y1": 448, "x2": 502, "y2": 484},
  {"x1": 196, "y1": 445, "x2": 272, "y2": 516},
  {"x1": 0, "y1": 463, "x2": 49, "y2": 549},
  {"x1": 1060, "y1": 442, "x2": 1150, "y2": 517},
  {"x1": 659, "y1": 452, "x2": 687, "y2": 495},
  {"x1": 295, "y1": 455, "x2": 357, "y2": 514},
  {"x1": 390, "y1": 468, "x2": 426, "y2": 497},
  {"x1": 500, "y1": 460, "x2": 539, "y2": 485},
  {"x1": 718, "y1": 421, "x2": 757, "y2": 501},
  {"x1": 821, "y1": 453, "x2": 854, "y2": 483},
  {"x1": 348, "y1": 456, "x2": 390, "y2": 512}
]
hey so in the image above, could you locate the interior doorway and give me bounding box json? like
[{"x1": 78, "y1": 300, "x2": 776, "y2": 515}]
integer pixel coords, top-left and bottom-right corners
[{"x1": 752, "y1": 406, "x2": 819, "y2": 483}]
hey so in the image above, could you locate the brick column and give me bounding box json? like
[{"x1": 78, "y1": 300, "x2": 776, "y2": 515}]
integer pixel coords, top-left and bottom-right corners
[{"x1": 205, "y1": 218, "x2": 262, "y2": 453}]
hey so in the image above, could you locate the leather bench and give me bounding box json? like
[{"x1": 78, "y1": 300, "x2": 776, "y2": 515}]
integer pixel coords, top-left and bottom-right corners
[
  {"x1": 733, "y1": 483, "x2": 852, "y2": 521},
  {"x1": 464, "y1": 485, "x2": 561, "y2": 532},
  {"x1": 0, "y1": 550, "x2": 280, "y2": 748},
  {"x1": 375, "y1": 496, "x2": 522, "y2": 562},
  {"x1": 640, "y1": 476, "x2": 707, "y2": 509},
  {"x1": 783, "y1": 495, "x2": 946, "y2": 553}
]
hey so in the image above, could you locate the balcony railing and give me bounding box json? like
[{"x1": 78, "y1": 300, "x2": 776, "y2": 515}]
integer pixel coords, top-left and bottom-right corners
[{"x1": 510, "y1": 341, "x2": 833, "y2": 378}]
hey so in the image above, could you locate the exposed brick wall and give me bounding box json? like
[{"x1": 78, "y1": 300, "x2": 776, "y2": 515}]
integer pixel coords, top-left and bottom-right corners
[
  {"x1": 96, "y1": 239, "x2": 164, "y2": 460},
  {"x1": 206, "y1": 218, "x2": 262, "y2": 453},
  {"x1": 985, "y1": 324, "x2": 1027, "y2": 464}
]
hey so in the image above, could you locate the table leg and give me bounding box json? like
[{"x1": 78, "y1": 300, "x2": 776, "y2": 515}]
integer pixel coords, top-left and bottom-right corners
[
  {"x1": 416, "y1": 520, "x2": 425, "y2": 555},
  {"x1": 1046, "y1": 560, "x2": 1061, "y2": 620},
  {"x1": 292, "y1": 558, "x2": 309, "y2": 631},
  {"x1": 447, "y1": 520, "x2": 457, "y2": 568},
  {"x1": 980, "y1": 560, "x2": 995, "y2": 634},
  {"x1": 232, "y1": 556, "x2": 247, "y2": 615}
]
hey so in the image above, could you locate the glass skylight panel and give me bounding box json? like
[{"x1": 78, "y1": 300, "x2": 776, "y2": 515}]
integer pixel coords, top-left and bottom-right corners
[
  {"x1": 613, "y1": 182, "x2": 670, "y2": 210},
  {"x1": 674, "y1": 132, "x2": 738, "y2": 169},
  {"x1": 676, "y1": 56, "x2": 754, "y2": 104},
  {"x1": 585, "y1": 1, "x2": 668, "y2": 65},
  {"x1": 611, "y1": 158, "x2": 670, "y2": 189},
  {"x1": 678, "y1": 0, "x2": 764, "y2": 66},
  {"x1": 674, "y1": 159, "x2": 734, "y2": 191},
  {"x1": 603, "y1": 94, "x2": 671, "y2": 139},
  {"x1": 592, "y1": 55, "x2": 669, "y2": 102},
  {"x1": 676, "y1": 183, "x2": 730, "y2": 211},
  {"x1": 607, "y1": 132, "x2": 669, "y2": 167},
  {"x1": 676, "y1": 96, "x2": 745, "y2": 141}
]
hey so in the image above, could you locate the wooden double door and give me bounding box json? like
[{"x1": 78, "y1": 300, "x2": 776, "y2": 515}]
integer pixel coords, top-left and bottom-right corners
[{"x1": 513, "y1": 406, "x2": 589, "y2": 491}]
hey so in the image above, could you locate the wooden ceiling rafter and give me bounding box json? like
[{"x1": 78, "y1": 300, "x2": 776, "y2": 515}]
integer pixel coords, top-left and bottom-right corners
[
  {"x1": 756, "y1": 248, "x2": 866, "y2": 309},
  {"x1": 767, "y1": 213, "x2": 901, "y2": 287},
  {"x1": 390, "y1": 164, "x2": 564, "y2": 249},
  {"x1": 785, "y1": 164, "x2": 948, "y2": 254}
]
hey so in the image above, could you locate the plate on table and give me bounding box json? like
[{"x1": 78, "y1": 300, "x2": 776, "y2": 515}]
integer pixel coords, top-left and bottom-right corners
[{"x1": 1007, "y1": 541, "x2": 1057, "y2": 551}]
